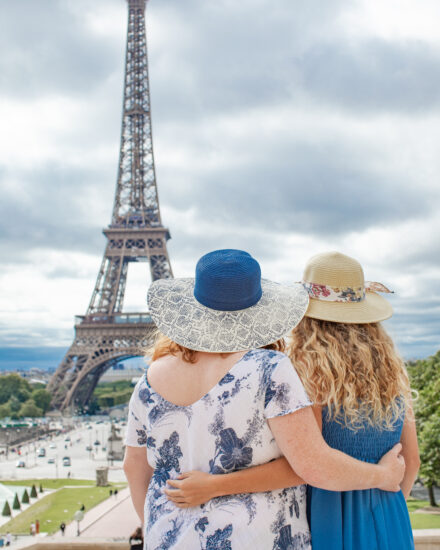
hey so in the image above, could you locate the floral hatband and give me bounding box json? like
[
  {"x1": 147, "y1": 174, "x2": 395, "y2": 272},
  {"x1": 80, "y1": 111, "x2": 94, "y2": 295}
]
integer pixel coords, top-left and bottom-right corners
[{"x1": 302, "y1": 281, "x2": 393, "y2": 303}]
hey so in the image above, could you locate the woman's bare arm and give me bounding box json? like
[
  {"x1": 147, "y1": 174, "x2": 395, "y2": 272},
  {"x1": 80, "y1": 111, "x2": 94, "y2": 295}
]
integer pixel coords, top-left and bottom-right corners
[
  {"x1": 399, "y1": 406, "x2": 420, "y2": 499},
  {"x1": 123, "y1": 446, "x2": 153, "y2": 523},
  {"x1": 166, "y1": 406, "x2": 403, "y2": 507},
  {"x1": 165, "y1": 457, "x2": 304, "y2": 507},
  {"x1": 269, "y1": 406, "x2": 404, "y2": 492},
  {"x1": 165, "y1": 407, "x2": 322, "y2": 507}
]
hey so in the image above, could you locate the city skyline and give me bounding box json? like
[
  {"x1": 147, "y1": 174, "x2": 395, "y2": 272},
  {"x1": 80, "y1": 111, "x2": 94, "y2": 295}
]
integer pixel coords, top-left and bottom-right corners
[{"x1": 1, "y1": 0, "x2": 440, "y2": 366}]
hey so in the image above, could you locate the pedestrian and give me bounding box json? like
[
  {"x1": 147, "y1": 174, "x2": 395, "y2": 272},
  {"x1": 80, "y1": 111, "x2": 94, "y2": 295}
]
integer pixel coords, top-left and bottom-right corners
[
  {"x1": 109, "y1": 489, "x2": 113, "y2": 497},
  {"x1": 114, "y1": 488, "x2": 118, "y2": 499},
  {"x1": 80, "y1": 504, "x2": 85, "y2": 512},
  {"x1": 60, "y1": 522, "x2": 66, "y2": 536},
  {"x1": 124, "y1": 249, "x2": 404, "y2": 548},
  {"x1": 168, "y1": 251, "x2": 418, "y2": 550},
  {"x1": 67, "y1": 471, "x2": 71, "y2": 479},
  {"x1": 35, "y1": 519, "x2": 40, "y2": 534},
  {"x1": 129, "y1": 526, "x2": 143, "y2": 550},
  {"x1": 30, "y1": 522, "x2": 36, "y2": 536},
  {"x1": 5, "y1": 532, "x2": 11, "y2": 546}
]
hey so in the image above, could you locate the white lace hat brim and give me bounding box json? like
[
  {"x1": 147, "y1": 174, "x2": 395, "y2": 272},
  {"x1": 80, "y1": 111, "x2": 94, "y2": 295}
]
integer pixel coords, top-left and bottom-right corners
[{"x1": 147, "y1": 278, "x2": 309, "y2": 353}]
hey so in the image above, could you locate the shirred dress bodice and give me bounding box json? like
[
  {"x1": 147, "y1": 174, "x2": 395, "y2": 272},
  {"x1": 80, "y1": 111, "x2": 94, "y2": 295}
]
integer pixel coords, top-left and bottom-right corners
[{"x1": 321, "y1": 409, "x2": 404, "y2": 463}]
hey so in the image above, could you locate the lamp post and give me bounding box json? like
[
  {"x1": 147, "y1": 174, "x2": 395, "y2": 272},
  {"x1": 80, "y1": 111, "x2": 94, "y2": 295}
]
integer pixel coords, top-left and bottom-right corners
[{"x1": 74, "y1": 510, "x2": 84, "y2": 537}]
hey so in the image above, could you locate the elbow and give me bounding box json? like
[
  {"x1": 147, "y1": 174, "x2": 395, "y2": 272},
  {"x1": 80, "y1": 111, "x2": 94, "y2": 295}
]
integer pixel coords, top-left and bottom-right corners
[
  {"x1": 123, "y1": 456, "x2": 133, "y2": 476},
  {"x1": 294, "y1": 462, "x2": 328, "y2": 488},
  {"x1": 407, "y1": 455, "x2": 421, "y2": 474}
]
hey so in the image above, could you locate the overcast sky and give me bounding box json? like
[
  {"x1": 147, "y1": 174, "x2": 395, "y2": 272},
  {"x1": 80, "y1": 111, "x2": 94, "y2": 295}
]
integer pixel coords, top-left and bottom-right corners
[{"x1": 0, "y1": 0, "x2": 439, "y2": 365}]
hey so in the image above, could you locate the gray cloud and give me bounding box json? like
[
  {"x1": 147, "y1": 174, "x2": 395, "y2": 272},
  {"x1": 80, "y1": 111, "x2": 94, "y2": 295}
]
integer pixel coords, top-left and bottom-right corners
[
  {"x1": 160, "y1": 143, "x2": 434, "y2": 237},
  {"x1": 300, "y1": 39, "x2": 440, "y2": 113},
  {"x1": 0, "y1": 164, "x2": 111, "y2": 261},
  {"x1": 0, "y1": 0, "x2": 123, "y2": 98}
]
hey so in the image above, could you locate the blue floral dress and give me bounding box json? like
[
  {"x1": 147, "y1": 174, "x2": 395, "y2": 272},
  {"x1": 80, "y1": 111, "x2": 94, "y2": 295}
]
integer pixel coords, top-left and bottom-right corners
[{"x1": 125, "y1": 349, "x2": 312, "y2": 550}]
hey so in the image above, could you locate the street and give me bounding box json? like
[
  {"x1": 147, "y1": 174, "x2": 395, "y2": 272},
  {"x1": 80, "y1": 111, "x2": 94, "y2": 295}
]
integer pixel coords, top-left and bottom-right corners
[{"x1": 0, "y1": 421, "x2": 126, "y2": 483}]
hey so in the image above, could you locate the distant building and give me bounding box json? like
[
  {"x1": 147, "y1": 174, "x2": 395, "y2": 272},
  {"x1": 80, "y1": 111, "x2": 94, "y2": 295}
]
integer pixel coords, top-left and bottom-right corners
[{"x1": 100, "y1": 366, "x2": 145, "y2": 384}]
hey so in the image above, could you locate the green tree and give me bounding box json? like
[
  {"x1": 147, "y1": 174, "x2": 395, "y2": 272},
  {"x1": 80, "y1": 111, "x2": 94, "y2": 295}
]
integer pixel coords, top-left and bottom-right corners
[
  {"x1": 22, "y1": 489, "x2": 29, "y2": 504},
  {"x1": 2, "y1": 500, "x2": 11, "y2": 517},
  {"x1": 12, "y1": 493, "x2": 20, "y2": 510},
  {"x1": 8, "y1": 395, "x2": 21, "y2": 414},
  {"x1": 30, "y1": 484, "x2": 38, "y2": 498},
  {"x1": 0, "y1": 402, "x2": 10, "y2": 419},
  {"x1": 407, "y1": 351, "x2": 440, "y2": 506},
  {"x1": 19, "y1": 400, "x2": 43, "y2": 418},
  {"x1": 0, "y1": 373, "x2": 32, "y2": 404},
  {"x1": 31, "y1": 388, "x2": 52, "y2": 414}
]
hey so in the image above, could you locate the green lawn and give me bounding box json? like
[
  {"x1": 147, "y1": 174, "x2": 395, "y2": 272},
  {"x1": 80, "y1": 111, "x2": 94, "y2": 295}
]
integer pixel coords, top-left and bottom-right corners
[
  {"x1": 0, "y1": 478, "x2": 94, "y2": 489},
  {"x1": 407, "y1": 498, "x2": 440, "y2": 530},
  {"x1": 0, "y1": 479, "x2": 127, "y2": 535}
]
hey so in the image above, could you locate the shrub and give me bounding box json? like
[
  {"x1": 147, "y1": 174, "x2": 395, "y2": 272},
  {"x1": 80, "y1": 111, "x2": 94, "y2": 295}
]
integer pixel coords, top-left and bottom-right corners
[
  {"x1": 12, "y1": 493, "x2": 21, "y2": 510},
  {"x1": 30, "y1": 484, "x2": 38, "y2": 498},
  {"x1": 22, "y1": 489, "x2": 30, "y2": 504},
  {"x1": 2, "y1": 500, "x2": 11, "y2": 517}
]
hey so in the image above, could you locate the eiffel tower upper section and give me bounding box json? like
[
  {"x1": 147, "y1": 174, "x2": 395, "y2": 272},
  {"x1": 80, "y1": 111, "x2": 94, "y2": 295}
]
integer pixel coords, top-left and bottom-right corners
[{"x1": 87, "y1": 0, "x2": 172, "y2": 318}]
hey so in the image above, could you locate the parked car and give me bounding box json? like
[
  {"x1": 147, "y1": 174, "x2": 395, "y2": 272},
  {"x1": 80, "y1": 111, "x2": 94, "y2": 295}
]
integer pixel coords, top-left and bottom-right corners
[
  {"x1": 49, "y1": 443, "x2": 56, "y2": 449},
  {"x1": 48, "y1": 457, "x2": 55, "y2": 464},
  {"x1": 94, "y1": 440, "x2": 100, "y2": 446},
  {"x1": 16, "y1": 460, "x2": 26, "y2": 468},
  {"x1": 37, "y1": 448, "x2": 46, "y2": 457},
  {"x1": 62, "y1": 457, "x2": 71, "y2": 467},
  {"x1": 86, "y1": 446, "x2": 92, "y2": 452},
  {"x1": 64, "y1": 437, "x2": 71, "y2": 442}
]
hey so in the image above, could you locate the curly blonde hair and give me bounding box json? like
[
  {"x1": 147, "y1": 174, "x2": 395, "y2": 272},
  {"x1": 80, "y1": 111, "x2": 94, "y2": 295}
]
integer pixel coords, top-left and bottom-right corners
[
  {"x1": 288, "y1": 317, "x2": 411, "y2": 430},
  {"x1": 148, "y1": 332, "x2": 285, "y2": 363}
]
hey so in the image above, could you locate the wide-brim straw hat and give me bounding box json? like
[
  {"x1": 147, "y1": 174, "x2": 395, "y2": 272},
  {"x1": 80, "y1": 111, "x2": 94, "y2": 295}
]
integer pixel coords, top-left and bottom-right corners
[
  {"x1": 302, "y1": 251, "x2": 393, "y2": 324},
  {"x1": 148, "y1": 249, "x2": 309, "y2": 353}
]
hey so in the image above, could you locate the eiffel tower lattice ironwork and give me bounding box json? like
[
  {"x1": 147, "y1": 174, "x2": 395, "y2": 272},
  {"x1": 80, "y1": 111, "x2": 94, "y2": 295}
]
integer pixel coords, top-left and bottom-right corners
[{"x1": 48, "y1": 0, "x2": 172, "y2": 411}]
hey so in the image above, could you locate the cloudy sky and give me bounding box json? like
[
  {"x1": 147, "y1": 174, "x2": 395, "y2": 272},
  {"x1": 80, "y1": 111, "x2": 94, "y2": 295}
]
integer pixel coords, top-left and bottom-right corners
[{"x1": 1, "y1": 0, "x2": 439, "y2": 368}]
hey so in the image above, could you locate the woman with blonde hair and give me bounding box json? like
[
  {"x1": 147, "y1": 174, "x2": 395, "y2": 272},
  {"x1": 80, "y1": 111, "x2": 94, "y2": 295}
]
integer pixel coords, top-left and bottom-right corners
[
  {"x1": 124, "y1": 249, "x2": 404, "y2": 549},
  {"x1": 165, "y1": 251, "x2": 417, "y2": 550}
]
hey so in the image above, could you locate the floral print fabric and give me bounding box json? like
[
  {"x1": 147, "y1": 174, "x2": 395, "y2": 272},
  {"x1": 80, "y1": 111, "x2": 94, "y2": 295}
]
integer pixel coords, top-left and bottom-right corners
[
  {"x1": 125, "y1": 349, "x2": 312, "y2": 550},
  {"x1": 301, "y1": 281, "x2": 393, "y2": 303}
]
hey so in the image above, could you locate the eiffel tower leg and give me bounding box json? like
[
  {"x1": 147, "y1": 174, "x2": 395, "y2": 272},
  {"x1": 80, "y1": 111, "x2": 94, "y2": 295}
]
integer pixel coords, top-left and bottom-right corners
[
  {"x1": 150, "y1": 254, "x2": 173, "y2": 280},
  {"x1": 47, "y1": 352, "x2": 74, "y2": 394},
  {"x1": 50, "y1": 354, "x2": 89, "y2": 410}
]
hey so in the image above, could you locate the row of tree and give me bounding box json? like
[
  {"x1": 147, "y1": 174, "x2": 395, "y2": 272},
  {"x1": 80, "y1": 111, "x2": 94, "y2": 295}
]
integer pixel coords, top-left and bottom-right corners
[
  {"x1": 0, "y1": 374, "x2": 52, "y2": 419},
  {"x1": 2, "y1": 484, "x2": 43, "y2": 517}
]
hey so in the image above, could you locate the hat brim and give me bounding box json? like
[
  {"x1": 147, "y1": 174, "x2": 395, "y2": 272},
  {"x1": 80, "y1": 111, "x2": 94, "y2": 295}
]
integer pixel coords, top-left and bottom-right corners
[
  {"x1": 305, "y1": 291, "x2": 393, "y2": 324},
  {"x1": 147, "y1": 278, "x2": 309, "y2": 353}
]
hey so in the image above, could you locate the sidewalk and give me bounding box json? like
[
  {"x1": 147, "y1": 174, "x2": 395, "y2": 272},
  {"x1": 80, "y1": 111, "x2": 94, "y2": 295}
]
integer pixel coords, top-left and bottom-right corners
[{"x1": 53, "y1": 487, "x2": 131, "y2": 538}]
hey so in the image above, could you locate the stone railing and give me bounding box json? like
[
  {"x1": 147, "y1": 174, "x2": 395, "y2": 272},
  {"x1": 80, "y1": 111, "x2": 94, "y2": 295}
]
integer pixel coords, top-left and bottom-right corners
[{"x1": 20, "y1": 531, "x2": 440, "y2": 550}]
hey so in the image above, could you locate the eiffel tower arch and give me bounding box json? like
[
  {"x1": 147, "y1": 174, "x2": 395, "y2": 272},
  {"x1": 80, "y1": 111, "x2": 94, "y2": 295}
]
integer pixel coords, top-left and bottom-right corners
[{"x1": 48, "y1": 0, "x2": 172, "y2": 411}]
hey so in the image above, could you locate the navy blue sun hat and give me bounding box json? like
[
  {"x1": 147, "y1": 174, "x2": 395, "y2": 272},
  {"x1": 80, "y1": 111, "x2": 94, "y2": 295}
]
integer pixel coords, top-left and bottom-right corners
[
  {"x1": 193, "y1": 249, "x2": 262, "y2": 311},
  {"x1": 147, "y1": 249, "x2": 309, "y2": 353}
]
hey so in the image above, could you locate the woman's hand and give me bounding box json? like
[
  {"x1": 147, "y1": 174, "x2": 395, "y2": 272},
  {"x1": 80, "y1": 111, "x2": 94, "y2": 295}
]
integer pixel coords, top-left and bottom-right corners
[
  {"x1": 164, "y1": 471, "x2": 218, "y2": 508},
  {"x1": 377, "y1": 443, "x2": 406, "y2": 492}
]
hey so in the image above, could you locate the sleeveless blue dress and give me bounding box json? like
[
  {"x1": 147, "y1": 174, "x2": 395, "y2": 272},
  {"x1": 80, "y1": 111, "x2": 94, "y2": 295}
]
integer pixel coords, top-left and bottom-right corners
[{"x1": 307, "y1": 409, "x2": 414, "y2": 550}]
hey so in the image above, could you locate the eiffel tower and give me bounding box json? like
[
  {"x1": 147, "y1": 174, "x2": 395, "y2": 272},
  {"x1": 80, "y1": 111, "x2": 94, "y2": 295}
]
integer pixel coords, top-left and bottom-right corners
[{"x1": 48, "y1": 0, "x2": 172, "y2": 411}]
